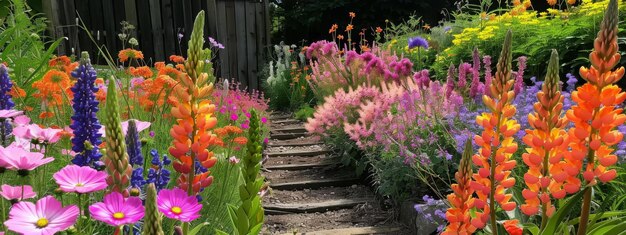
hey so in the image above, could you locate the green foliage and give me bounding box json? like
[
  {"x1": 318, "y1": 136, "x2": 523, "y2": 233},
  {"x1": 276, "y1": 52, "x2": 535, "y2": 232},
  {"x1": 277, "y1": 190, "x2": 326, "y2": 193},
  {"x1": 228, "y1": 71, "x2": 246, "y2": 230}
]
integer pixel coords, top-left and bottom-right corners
[
  {"x1": 142, "y1": 184, "x2": 165, "y2": 235},
  {"x1": 220, "y1": 110, "x2": 265, "y2": 235},
  {"x1": 294, "y1": 105, "x2": 315, "y2": 121},
  {"x1": 263, "y1": 44, "x2": 315, "y2": 112},
  {"x1": 0, "y1": 0, "x2": 62, "y2": 105}
]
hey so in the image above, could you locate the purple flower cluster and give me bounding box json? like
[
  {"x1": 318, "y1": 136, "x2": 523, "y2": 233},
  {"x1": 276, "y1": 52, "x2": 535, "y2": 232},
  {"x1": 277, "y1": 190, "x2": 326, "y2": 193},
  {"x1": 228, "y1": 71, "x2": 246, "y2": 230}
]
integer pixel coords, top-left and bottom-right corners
[
  {"x1": 414, "y1": 195, "x2": 447, "y2": 232},
  {"x1": 70, "y1": 55, "x2": 103, "y2": 168},
  {"x1": 130, "y1": 149, "x2": 171, "y2": 191},
  {"x1": 208, "y1": 36, "x2": 225, "y2": 49},
  {"x1": 408, "y1": 36, "x2": 429, "y2": 49},
  {"x1": 0, "y1": 65, "x2": 15, "y2": 146}
]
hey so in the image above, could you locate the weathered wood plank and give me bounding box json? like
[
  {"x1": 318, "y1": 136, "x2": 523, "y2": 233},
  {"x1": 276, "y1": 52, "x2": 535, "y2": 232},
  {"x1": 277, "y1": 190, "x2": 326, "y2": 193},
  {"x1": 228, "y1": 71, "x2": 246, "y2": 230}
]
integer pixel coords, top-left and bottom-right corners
[
  {"x1": 245, "y1": 1, "x2": 258, "y2": 91},
  {"x1": 279, "y1": 226, "x2": 404, "y2": 235},
  {"x1": 271, "y1": 132, "x2": 308, "y2": 140},
  {"x1": 136, "y1": 0, "x2": 155, "y2": 61},
  {"x1": 161, "y1": 0, "x2": 176, "y2": 58},
  {"x1": 265, "y1": 162, "x2": 336, "y2": 171},
  {"x1": 271, "y1": 127, "x2": 308, "y2": 133},
  {"x1": 149, "y1": 0, "x2": 164, "y2": 60},
  {"x1": 225, "y1": 1, "x2": 238, "y2": 81},
  {"x1": 215, "y1": 0, "x2": 230, "y2": 79},
  {"x1": 234, "y1": 0, "x2": 248, "y2": 87},
  {"x1": 265, "y1": 149, "x2": 328, "y2": 157},
  {"x1": 271, "y1": 119, "x2": 300, "y2": 125},
  {"x1": 267, "y1": 141, "x2": 323, "y2": 147},
  {"x1": 270, "y1": 178, "x2": 361, "y2": 190},
  {"x1": 265, "y1": 198, "x2": 373, "y2": 214}
]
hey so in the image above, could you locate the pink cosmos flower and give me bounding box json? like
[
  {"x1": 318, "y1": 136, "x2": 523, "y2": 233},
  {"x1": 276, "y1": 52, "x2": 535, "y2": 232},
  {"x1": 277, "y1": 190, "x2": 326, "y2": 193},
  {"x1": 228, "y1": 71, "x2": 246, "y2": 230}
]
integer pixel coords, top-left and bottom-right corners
[
  {"x1": 98, "y1": 119, "x2": 151, "y2": 137},
  {"x1": 0, "y1": 109, "x2": 23, "y2": 119},
  {"x1": 89, "y1": 192, "x2": 145, "y2": 226},
  {"x1": 157, "y1": 188, "x2": 202, "y2": 222},
  {"x1": 0, "y1": 144, "x2": 53, "y2": 171},
  {"x1": 12, "y1": 124, "x2": 62, "y2": 144},
  {"x1": 0, "y1": 184, "x2": 36, "y2": 201},
  {"x1": 53, "y1": 165, "x2": 108, "y2": 194},
  {"x1": 4, "y1": 196, "x2": 78, "y2": 235},
  {"x1": 228, "y1": 156, "x2": 240, "y2": 165},
  {"x1": 13, "y1": 115, "x2": 30, "y2": 126}
]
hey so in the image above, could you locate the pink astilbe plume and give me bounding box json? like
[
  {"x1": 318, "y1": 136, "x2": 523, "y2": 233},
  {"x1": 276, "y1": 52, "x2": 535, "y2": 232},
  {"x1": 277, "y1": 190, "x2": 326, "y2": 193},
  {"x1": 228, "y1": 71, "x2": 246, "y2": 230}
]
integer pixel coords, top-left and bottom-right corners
[{"x1": 4, "y1": 196, "x2": 78, "y2": 235}]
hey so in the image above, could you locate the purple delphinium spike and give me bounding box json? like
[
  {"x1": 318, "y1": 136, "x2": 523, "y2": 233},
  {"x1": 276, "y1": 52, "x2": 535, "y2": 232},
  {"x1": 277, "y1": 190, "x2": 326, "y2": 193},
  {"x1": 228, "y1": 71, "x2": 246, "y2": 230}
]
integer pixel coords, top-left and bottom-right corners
[{"x1": 70, "y1": 52, "x2": 103, "y2": 168}]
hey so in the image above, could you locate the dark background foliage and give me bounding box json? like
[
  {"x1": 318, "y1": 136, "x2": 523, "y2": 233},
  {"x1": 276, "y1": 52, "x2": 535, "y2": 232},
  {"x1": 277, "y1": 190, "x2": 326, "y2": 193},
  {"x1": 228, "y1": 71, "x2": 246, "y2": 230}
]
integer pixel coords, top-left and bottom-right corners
[
  {"x1": 270, "y1": 0, "x2": 557, "y2": 45},
  {"x1": 270, "y1": 0, "x2": 456, "y2": 44}
]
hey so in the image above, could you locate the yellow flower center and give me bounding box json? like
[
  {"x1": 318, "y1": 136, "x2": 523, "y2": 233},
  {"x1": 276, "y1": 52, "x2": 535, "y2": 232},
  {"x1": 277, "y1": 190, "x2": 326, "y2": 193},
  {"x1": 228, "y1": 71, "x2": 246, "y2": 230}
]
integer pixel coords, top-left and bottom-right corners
[
  {"x1": 171, "y1": 206, "x2": 182, "y2": 215},
  {"x1": 113, "y1": 212, "x2": 125, "y2": 219},
  {"x1": 36, "y1": 218, "x2": 49, "y2": 228},
  {"x1": 75, "y1": 183, "x2": 83, "y2": 187}
]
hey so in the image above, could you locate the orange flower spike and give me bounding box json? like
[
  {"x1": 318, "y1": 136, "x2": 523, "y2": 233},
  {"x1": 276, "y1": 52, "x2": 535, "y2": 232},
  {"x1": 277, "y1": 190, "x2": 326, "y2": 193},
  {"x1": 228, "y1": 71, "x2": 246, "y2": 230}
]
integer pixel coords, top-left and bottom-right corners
[
  {"x1": 520, "y1": 51, "x2": 569, "y2": 230},
  {"x1": 443, "y1": 140, "x2": 476, "y2": 235},
  {"x1": 571, "y1": 1, "x2": 626, "y2": 234},
  {"x1": 470, "y1": 30, "x2": 518, "y2": 232},
  {"x1": 168, "y1": 11, "x2": 218, "y2": 196}
]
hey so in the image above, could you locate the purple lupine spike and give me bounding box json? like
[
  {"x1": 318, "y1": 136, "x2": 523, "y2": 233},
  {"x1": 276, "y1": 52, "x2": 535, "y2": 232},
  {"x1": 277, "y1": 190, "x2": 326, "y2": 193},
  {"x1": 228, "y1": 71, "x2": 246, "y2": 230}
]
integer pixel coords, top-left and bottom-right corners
[
  {"x1": 0, "y1": 64, "x2": 15, "y2": 147},
  {"x1": 70, "y1": 52, "x2": 103, "y2": 168}
]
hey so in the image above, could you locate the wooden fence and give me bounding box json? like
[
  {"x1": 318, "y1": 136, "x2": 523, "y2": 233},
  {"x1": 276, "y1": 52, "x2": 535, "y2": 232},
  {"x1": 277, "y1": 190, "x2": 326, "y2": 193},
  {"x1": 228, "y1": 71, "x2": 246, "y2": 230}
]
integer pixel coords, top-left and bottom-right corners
[{"x1": 44, "y1": 0, "x2": 271, "y2": 91}]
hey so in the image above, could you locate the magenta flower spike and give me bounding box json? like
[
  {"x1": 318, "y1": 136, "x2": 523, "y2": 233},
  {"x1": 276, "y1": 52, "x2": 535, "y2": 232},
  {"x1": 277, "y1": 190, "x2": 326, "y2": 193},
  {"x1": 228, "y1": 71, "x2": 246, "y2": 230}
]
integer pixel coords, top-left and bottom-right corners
[
  {"x1": 53, "y1": 165, "x2": 108, "y2": 194},
  {"x1": 4, "y1": 196, "x2": 79, "y2": 235},
  {"x1": 157, "y1": 188, "x2": 202, "y2": 222},
  {"x1": 89, "y1": 192, "x2": 145, "y2": 226},
  {"x1": 0, "y1": 184, "x2": 36, "y2": 201}
]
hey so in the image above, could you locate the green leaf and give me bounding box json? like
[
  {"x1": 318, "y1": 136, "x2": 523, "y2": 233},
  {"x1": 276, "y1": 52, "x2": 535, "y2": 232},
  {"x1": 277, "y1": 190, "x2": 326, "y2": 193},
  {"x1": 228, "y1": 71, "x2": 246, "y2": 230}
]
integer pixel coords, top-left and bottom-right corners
[
  {"x1": 524, "y1": 223, "x2": 539, "y2": 235},
  {"x1": 188, "y1": 222, "x2": 210, "y2": 235},
  {"x1": 540, "y1": 190, "x2": 585, "y2": 235},
  {"x1": 588, "y1": 218, "x2": 626, "y2": 235}
]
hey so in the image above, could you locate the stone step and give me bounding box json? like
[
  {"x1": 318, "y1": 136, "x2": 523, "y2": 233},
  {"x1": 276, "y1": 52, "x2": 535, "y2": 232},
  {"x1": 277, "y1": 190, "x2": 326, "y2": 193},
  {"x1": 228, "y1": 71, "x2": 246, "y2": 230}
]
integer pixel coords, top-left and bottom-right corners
[
  {"x1": 270, "y1": 178, "x2": 361, "y2": 190},
  {"x1": 265, "y1": 198, "x2": 374, "y2": 214},
  {"x1": 279, "y1": 226, "x2": 404, "y2": 235}
]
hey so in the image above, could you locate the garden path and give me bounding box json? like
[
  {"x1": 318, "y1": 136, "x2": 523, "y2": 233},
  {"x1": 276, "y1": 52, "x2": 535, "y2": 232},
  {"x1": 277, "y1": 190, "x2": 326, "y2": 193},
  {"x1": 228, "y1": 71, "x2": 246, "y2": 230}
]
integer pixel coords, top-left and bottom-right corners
[{"x1": 261, "y1": 113, "x2": 408, "y2": 234}]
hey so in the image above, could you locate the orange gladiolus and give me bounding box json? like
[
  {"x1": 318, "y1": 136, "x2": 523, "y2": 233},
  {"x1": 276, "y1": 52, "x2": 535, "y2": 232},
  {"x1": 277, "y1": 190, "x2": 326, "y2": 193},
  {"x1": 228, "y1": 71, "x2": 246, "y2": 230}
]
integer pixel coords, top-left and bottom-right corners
[
  {"x1": 443, "y1": 140, "x2": 476, "y2": 235},
  {"x1": 520, "y1": 50, "x2": 569, "y2": 224},
  {"x1": 470, "y1": 30, "x2": 519, "y2": 230}
]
